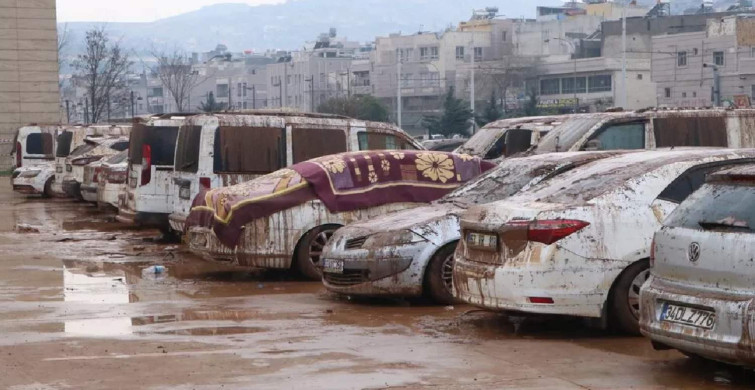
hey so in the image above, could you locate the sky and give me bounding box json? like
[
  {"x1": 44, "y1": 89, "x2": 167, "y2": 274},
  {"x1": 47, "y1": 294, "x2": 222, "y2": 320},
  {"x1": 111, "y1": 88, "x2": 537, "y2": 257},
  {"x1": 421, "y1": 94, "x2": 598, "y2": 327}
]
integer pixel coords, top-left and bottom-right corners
[{"x1": 57, "y1": 0, "x2": 286, "y2": 23}]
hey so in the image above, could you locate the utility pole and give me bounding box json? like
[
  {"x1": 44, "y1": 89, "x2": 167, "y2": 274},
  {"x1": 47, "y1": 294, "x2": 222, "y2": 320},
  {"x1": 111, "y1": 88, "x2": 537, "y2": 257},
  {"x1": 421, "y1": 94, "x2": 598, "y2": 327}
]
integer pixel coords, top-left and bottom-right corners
[
  {"x1": 228, "y1": 80, "x2": 233, "y2": 110},
  {"x1": 107, "y1": 95, "x2": 111, "y2": 122},
  {"x1": 397, "y1": 55, "x2": 403, "y2": 128},
  {"x1": 621, "y1": 1, "x2": 628, "y2": 108},
  {"x1": 84, "y1": 98, "x2": 89, "y2": 123},
  {"x1": 65, "y1": 100, "x2": 70, "y2": 124},
  {"x1": 252, "y1": 85, "x2": 256, "y2": 109},
  {"x1": 305, "y1": 76, "x2": 315, "y2": 112},
  {"x1": 704, "y1": 63, "x2": 721, "y2": 107},
  {"x1": 130, "y1": 91, "x2": 135, "y2": 118},
  {"x1": 470, "y1": 32, "x2": 476, "y2": 134}
]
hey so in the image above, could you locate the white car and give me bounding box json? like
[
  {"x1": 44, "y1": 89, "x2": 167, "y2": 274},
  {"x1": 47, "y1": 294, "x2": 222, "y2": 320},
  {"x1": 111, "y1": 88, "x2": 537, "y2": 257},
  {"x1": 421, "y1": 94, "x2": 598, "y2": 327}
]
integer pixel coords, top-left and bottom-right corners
[
  {"x1": 321, "y1": 151, "x2": 626, "y2": 304},
  {"x1": 11, "y1": 124, "x2": 58, "y2": 196},
  {"x1": 640, "y1": 164, "x2": 755, "y2": 365},
  {"x1": 96, "y1": 151, "x2": 128, "y2": 210},
  {"x1": 61, "y1": 138, "x2": 129, "y2": 199},
  {"x1": 453, "y1": 149, "x2": 755, "y2": 334},
  {"x1": 11, "y1": 163, "x2": 56, "y2": 197}
]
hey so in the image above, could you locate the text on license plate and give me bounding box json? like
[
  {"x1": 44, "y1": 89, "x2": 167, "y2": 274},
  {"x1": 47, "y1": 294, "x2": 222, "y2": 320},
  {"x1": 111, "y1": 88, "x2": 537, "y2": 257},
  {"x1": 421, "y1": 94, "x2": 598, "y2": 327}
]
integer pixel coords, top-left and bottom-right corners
[
  {"x1": 467, "y1": 231, "x2": 498, "y2": 251},
  {"x1": 661, "y1": 302, "x2": 716, "y2": 330},
  {"x1": 179, "y1": 186, "x2": 191, "y2": 199},
  {"x1": 322, "y1": 259, "x2": 344, "y2": 274}
]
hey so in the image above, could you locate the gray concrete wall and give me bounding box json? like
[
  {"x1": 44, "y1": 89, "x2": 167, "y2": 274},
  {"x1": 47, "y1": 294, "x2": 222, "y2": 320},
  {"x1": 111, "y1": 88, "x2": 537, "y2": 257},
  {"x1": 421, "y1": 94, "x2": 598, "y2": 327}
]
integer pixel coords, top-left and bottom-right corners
[{"x1": 0, "y1": 0, "x2": 60, "y2": 169}]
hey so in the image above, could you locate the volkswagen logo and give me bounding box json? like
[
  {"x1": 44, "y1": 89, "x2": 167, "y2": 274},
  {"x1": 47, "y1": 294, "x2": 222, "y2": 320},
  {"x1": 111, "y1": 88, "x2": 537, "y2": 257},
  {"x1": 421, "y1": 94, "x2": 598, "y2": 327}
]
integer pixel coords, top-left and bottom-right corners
[{"x1": 688, "y1": 242, "x2": 701, "y2": 263}]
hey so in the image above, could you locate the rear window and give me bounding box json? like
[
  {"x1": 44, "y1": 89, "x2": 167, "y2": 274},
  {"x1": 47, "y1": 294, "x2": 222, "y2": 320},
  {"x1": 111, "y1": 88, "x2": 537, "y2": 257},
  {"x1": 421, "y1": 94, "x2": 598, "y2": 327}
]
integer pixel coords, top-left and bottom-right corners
[
  {"x1": 56, "y1": 131, "x2": 74, "y2": 157},
  {"x1": 654, "y1": 116, "x2": 728, "y2": 148},
  {"x1": 292, "y1": 127, "x2": 347, "y2": 163},
  {"x1": 26, "y1": 133, "x2": 53, "y2": 155},
  {"x1": 358, "y1": 132, "x2": 417, "y2": 151},
  {"x1": 213, "y1": 126, "x2": 285, "y2": 174},
  {"x1": 110, "y1": 141, "x2": 129, "y2": 152},
  {"x1": 175, "y1": 125, "x2": 202, "y2": 173},
  {"x1": 665, "y1": 183, "x2": 755, "y2": 233},
  {"x1": 582, "y1": 122, "x2": 645, "y2": 151},
  {"x1": 129, "y1": 125, "x2": 179, "y2": 166},
  {"x1": 106, "y1": 150, "x2": 128, "y2": 164},
  {"x1": 70, "y1": 143, "x2": 96, "y2": 157}
]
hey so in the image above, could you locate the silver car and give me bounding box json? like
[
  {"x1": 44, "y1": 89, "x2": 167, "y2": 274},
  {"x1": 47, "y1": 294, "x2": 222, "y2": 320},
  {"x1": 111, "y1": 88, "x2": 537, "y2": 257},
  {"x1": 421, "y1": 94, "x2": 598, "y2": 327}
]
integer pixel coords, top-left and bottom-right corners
[{"x1": 641, "y1": 164, "x2": 755, "y2": 365}]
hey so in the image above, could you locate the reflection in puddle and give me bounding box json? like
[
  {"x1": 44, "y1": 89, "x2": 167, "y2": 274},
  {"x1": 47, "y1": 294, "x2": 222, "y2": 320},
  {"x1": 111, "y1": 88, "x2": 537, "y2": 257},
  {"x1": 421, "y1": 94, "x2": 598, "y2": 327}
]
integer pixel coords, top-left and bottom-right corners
[
  {"x1": 148, "y1": 326, "x2": 265, "y2": 336},
  {"x1": 63, "y1": 266, "x2": 132, "y2": 337}
]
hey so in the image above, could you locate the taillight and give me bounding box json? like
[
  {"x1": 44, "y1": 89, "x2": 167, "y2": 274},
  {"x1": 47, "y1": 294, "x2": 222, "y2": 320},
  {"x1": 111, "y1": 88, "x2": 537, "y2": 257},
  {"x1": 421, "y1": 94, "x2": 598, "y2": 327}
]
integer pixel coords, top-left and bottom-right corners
[
  {"x1": 107, "y1": 169, "x2": 127, "y2": 184},
  {"x1": 93, "y1": 167, "x2": 103, "y2": 183},
  {"x1": 199, "y1": 177, "x2": 211, "y2": 189},
  {"x1": 140, "y1": 144, "x2": 151, "y2": 186},
  {"x1": 649, "y1": 236, "x2": 655, "y2": 268},
  {"x1": 15, "y1": 142, "x2": 21, "y2": 168},
  {"x1": 507, "y1": 219, "x2": 590, "y2": 245}
]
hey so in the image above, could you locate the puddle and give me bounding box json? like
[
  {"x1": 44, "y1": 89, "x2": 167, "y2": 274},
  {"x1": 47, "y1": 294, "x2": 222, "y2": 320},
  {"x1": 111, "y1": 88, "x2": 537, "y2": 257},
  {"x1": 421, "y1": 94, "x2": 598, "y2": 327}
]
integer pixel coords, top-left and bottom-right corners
[{"x1": 147, "y1": 326, "x2": 266, "y2": 336}]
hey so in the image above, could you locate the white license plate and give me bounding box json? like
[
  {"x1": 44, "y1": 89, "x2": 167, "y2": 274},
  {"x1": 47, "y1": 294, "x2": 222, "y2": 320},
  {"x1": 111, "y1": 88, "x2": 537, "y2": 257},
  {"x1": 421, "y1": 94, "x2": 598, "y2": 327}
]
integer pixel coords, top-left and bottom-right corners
[
  {"x1": 65, "y1": 165, "x2": 72, "y2": 172},
  {"x1": 322, "y1": 259, "x2": 344, "y2": 274},
  {"x1": 467, "y1": 231, "x2": 498, "y2": 251},
  {"x1": 661, "y1": 302, "x2": 716, "y2": 330},
  {"x1": 179, "y1": 186, "x2": 191, "y2": 200}
]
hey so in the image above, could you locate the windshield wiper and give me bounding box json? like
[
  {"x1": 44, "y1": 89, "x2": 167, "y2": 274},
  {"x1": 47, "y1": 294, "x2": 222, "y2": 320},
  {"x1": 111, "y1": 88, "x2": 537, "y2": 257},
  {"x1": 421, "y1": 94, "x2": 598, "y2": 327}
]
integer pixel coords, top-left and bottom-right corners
[{"x1": 699, "y1": 219, "x2": 752, "y2": 231}]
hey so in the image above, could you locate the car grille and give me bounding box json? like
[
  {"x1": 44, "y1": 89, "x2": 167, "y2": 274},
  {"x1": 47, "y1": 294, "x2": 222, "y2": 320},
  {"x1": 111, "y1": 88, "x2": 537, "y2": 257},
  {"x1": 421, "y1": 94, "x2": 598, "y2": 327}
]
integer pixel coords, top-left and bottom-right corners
[
  {"x1": 323, "y1": 270, "x2": 369, "y2": 287},
  {"x1": 345, "y1": 236, "x2": 368, "y2": 250}
]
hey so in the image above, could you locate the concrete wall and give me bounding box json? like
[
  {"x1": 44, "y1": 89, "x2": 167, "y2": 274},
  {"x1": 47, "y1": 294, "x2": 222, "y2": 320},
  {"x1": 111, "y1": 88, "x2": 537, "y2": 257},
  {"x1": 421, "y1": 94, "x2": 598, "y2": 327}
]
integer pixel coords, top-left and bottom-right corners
[{"x1": 0, "y1": 0, "x2": 60, "y2": 169}]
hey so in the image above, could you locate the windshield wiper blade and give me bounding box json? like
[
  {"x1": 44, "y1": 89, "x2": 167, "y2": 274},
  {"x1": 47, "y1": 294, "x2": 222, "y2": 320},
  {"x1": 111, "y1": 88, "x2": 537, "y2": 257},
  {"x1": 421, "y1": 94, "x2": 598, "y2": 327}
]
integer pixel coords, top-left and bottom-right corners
[{"x1": 699, "y1": 220, "x2": 752, "y2": 231}]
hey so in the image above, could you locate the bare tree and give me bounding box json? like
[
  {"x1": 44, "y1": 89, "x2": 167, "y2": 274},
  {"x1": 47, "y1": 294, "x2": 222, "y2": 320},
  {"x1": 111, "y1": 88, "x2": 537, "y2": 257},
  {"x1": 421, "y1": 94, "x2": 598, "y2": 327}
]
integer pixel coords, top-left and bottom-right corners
[
  {"x1": 73, "y1": 27, "x2": 131, "y2": 123},
  {"x1": 476, "y1": 56, "x2": 540, "y2": 114},
  {"x1": 151, "y1": 49, "x2": 204, "y2": 112},
  {"x1": 57, "y1": 23, "x2": 70, "y2": 66}
]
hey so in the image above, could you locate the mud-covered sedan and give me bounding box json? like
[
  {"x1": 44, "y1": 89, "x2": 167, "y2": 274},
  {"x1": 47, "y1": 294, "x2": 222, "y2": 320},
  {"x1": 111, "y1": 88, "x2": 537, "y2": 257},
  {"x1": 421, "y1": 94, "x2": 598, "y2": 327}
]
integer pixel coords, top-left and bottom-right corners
[
  {"x1": 320, "y1": 151, "x2": 628, "y2": 304},
  {"x1": 454, "y1": 149, "x2": 755, "y2": 334},
  {"x1": 641, "y1": 164, "x2": 755, "y2": 365}
]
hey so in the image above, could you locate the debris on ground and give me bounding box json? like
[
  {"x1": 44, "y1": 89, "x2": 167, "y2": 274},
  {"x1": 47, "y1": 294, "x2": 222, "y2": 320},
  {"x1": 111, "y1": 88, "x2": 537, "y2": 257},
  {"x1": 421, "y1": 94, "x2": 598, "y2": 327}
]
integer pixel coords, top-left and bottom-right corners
[{"x1": 15, "y1": 224, "x2": 40, "y2": 233}]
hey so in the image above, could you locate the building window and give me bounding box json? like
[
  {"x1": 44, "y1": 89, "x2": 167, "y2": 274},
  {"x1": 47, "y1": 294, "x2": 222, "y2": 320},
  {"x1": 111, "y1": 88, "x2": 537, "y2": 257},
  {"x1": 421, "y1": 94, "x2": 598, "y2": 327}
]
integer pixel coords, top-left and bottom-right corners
[
  {"x1": 242, "y1": 82, "x2": 247, "y2": 97},
  {"x1": 665, "y1": 87, "x2": 671, "y2": 98},
  {"x1": 587, "y1": 75, "x2": 612, "y2": 93},
  {"x1": 677, "y1": 51, "x2": 687, "y2": 67},
  {"x1": 693, "y1": 48, "x2": 699, "y2": 55},
  {"x1": 693, "y1": 91, "x2": 697, "y2": 97},
  {"x1": 713, "y1": 51, "x2": 724, "y2": 66},
  {"x1": 150, "y1": 87, "x2": 163, "y2": 97},
  {"x1": 420, "y1": 47, "x2": 438, "y2": 61},
  {"x1": 637, "y1": 74, "x2": 643, "y2": 80},
  {"x1": 430, "y1": 46, "x2": 439, "y2": 59},
  {"x1": 562, "y1": 77, "x2": 587, "y2": 94},
  {"x1": 682, "y1": 92, "x2": 687, "y2": 98},
  {"x1": 455, "y1": 46, "x2": 465, "y2": 60},
  {"x1": 540, "y1": 78, "x2": 560, "y2": 95},
  {"x1": 502, "y1": 31, "x2": 507, "y2": 42},
  {"x1": 474, "y1": 47, "x2": 483, "y2": 61},
  {"x1": 237, "y1": 82, "x2": 242, "y2": 97},
  {"x1": 216, "y1": 84, "x2": 229, "y2": 98}
]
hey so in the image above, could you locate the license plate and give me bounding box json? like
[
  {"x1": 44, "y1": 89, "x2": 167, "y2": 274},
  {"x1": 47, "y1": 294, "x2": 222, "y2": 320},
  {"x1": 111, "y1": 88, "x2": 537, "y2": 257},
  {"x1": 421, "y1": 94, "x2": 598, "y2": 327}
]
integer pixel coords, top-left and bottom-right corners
[
  {"x1": 56, "y1": 166, "x2": 62, "y2": 173},
  {"x1": 66, "y1": 165, "x2": 72, "y2": 172},
  {"x1": 322, "y1": 259, "x2": 344, "y2": 274},
  {"x1": 467, "y1": 231, "x2": 498, "y2": 251},
  {"x1": 661, "y1": 302, "x2": 716, "y2": 330},
  {"x1": 179, "y1": 186, "x2": 191, "y2": 200}
]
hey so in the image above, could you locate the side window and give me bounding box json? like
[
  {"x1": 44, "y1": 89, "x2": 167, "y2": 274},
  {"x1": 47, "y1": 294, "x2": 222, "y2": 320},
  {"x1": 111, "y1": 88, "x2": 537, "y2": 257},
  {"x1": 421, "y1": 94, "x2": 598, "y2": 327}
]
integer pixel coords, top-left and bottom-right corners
[
  {"x1": 213, "y1": 126, "x2": 285, "y2": 174},
  {"x1": 358, "y1": 132, "x2": 403, "y2": 150},
  {"x1": 26, "y1": 133, "x2": 53, "y2": 155},
  {"x1": 292, "y1": 127, "x2": 347, "y2": 163},
  {"x1": 484, "y1": 135, "x2": 506, "y2": 160},
  {"x1": 504, "y1": 129, "x2": 534, "y2": 157},
  {"x1": 582, "y1": 122, "x2": 645, "y2": 151},
  {"x1": 653, "y1": 117, "x2": 728, "y2": 147}
]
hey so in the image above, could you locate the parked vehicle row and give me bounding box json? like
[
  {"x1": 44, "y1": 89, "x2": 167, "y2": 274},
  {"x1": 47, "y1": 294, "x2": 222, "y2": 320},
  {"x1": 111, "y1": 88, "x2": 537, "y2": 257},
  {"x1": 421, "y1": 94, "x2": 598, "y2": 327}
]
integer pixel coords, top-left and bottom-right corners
[{"x1": 13, "y1": 108, "x2": 755, "y2": 369}]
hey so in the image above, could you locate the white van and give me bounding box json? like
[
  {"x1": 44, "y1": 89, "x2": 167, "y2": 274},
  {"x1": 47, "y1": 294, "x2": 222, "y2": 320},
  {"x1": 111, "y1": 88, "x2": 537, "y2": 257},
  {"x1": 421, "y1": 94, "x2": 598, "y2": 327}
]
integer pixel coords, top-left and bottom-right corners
[
  {"x1": 11, "y1": 124, "x2": 58, "y2": 170},
  {"x1": 167, "y1": 112, "x2": 422, "y2": 233},
  {"x1": 117, "y1": 114, "x2": 188, "y2": 229}
]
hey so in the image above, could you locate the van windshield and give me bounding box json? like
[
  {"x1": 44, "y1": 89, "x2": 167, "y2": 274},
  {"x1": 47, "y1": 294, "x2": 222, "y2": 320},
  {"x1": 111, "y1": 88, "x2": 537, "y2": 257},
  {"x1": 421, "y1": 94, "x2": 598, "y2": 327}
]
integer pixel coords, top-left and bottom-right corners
[
  {"x1": 128, "y1": 125, "x2": 179, "y2": 166},
  {"x1": 665, "y1": 183, "x2": 755, "y2": 233},
  {"x1": 56, "y1": 131, "x2": 74, "y2": 157}
]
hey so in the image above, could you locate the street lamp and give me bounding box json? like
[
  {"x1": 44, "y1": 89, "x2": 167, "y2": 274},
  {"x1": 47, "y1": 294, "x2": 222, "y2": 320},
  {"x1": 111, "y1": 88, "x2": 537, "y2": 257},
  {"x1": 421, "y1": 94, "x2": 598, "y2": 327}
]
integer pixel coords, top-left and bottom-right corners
[
  {"x1": 130, "y1": 91, "x2": 143, "y2": 118},
  {"x1": 545, "y1": 37, "x2": 578, "y2": 114}
]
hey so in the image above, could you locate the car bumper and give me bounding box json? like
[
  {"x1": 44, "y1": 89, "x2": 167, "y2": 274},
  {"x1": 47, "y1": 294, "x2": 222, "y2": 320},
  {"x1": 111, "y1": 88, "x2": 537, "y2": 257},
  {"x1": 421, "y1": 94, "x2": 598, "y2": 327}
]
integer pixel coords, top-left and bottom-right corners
[
  {"x1": 12, "y1": 177, "x2": 43, "y2": 195},
  {"x1": 187, "y1": 227, "x2": 291, "y2": 269},
  {"x1": 453, "y1": 256, "x2": 609, "y2": 318},
  {"x1": 640, "y1": 275, "x2": 755, "y2": 366},
  {"x1": 80, "y1": 183, "x2": 98, "y2": 202},
  {"x1": 168, "y1": 213, "x2": 187, "y2": 233}
]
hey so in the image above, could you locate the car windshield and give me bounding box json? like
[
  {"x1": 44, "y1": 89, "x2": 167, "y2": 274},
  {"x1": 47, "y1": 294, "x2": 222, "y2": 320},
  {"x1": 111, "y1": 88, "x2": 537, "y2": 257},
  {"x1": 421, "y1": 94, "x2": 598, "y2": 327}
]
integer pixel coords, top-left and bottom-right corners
[
  {"x1": 106, "y1": 150, "x2": 128, "y2": 165},
  {"x1": 69, "y1": 143, "x2": 96, "y2": 157},
  {"x1": 533, "y1": 117, "x2": 604, "y2": 154},
  {"x1": 665, "y1": 183, "x2": 755, "y2": 233}
]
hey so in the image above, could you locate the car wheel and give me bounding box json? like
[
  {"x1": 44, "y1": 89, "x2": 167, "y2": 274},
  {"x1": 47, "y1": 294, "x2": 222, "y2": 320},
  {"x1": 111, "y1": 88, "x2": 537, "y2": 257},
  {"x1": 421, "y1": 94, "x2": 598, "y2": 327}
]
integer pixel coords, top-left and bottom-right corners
[
  {"x1": 424, "y1": 242, "x2": 458, "y2": 305},
  {"x1": 295, "y1": 224, "x2": 341, "y2": 280},
  {"x1": 43, "y1": 177, "x2": 54, "y2": 198},
  {"x1": 609, "y1": 259, "x2": 650, "y2": 335}
]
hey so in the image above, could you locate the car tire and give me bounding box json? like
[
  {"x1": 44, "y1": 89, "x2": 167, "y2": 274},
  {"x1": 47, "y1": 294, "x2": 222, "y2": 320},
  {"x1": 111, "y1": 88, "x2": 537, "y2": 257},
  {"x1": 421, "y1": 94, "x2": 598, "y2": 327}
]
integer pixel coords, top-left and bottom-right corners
[
  {"x1": 424, "y1": 242, "x2": 458, "y2": 305},
  {"x1": 42, "y1": 177, "x2": 54, "y2": 198},
  {"x1": 295, "y1": 224, "x2": 341, "y2": 280},
  {"x1": 609, "y1": 259, "x2": 650, "y2": 335}
]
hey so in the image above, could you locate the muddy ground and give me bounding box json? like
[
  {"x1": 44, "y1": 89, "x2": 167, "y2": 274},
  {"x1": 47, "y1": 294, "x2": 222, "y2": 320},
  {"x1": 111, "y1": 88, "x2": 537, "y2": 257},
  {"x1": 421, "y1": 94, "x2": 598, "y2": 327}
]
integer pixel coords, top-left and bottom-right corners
[{"x1": 0, "y1": 183, "x2": 754, "y2": 389}]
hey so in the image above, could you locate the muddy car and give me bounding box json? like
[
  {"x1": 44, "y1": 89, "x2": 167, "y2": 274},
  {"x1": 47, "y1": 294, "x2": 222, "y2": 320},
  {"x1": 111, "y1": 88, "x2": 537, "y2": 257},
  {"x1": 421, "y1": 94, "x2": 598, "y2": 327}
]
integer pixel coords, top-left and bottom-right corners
[
  {"x1": 453, "y1": 149, "x2": 755, "y2": 334},
  {"x1": 11, "y1": 124, "x2": 58, "y2": 196},
  {"x1": 62, "y1": 138, "x2": 130, "y2": 199},
  {"x1": 186, "y1": 151, "x2": 494, "y2": 280},
  {"x1": 168, "y1": 112, "x2": 421, "y2": 234},
  {"x1": 640, "y1": 165, "x2": 755, "y2": 365},
  {"x1": 96, "y1": 151, "x2": 128, "y2": 210},
  {"x1": 117, "y1": 114, "x2": 188, "y2": 229},
  {"x1": 321, "y1": 151, "x2": 628, "y2": 304},
  {"x1": 458, "y1": 109, "x2": 755, "y2": 159},
  {"x1": 51, "y1": 125, "x2": 131, "y2": 197}
]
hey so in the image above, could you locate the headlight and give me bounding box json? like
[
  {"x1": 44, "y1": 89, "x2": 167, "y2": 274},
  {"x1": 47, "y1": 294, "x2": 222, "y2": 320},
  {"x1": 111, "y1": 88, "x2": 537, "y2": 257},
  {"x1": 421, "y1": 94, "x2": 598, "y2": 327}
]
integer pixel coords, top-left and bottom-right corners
[
  {"x1": 363, "y1": 230, "x2": 427, "y2": 248},
  {"x1": 18, "y1": 170, "x2": 41, "y2": 178}
]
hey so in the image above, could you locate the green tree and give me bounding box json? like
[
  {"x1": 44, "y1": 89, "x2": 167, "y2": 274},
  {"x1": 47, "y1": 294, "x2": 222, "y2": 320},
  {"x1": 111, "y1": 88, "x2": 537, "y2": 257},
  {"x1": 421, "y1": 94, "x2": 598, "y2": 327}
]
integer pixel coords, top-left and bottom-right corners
[
  {"x1": 523, "y1": 87, "x2": 540, "y2": 117},
  {"x1": 423, "y1": 87, "x2": 473, "y2": 137},
  {"x1": 317, "y1": 95, "x2": 389, "y2": 122},
  {"x1": 197, "y1": 92, "x2": 225, "y2": 113},
  {"x1": 476, "y1": 90, "x2": 503, "y2": 127}
]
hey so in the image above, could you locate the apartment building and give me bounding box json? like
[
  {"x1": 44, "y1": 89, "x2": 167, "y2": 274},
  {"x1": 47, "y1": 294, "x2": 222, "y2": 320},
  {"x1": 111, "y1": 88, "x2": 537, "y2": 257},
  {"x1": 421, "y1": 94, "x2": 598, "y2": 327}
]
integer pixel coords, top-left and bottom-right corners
[
  {"x1": 0, "y1": 0, "x2": 60, "y2": 168},
  {"x1": 653, "y1": 15, "x2": 755, "y2": 108}
]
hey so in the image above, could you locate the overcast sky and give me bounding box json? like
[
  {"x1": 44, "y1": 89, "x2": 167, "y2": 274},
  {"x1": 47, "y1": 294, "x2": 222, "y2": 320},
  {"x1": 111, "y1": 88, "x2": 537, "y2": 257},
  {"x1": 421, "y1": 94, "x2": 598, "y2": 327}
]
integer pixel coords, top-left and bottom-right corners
[{"x1": 57, "y1": 0, "x2": 286, "y2": 23}]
